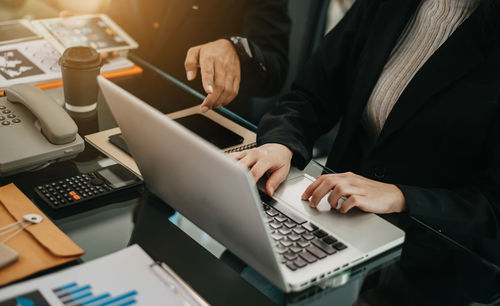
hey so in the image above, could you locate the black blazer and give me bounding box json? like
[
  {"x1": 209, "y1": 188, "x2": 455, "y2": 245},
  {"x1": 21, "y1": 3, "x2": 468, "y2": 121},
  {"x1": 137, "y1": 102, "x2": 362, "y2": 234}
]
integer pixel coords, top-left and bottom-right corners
[
  {"x1": 258, "y1": 0, "x2": 500, "y2": 264},
  {"x1": 109, "y1": 0, "x2": 290, "y2": 97}
]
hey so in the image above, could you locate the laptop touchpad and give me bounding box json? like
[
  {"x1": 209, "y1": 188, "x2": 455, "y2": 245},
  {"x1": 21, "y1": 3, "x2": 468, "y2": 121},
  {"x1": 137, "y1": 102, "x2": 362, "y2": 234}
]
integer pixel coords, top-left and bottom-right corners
[{"x1": 273, "y1": 174, "x2": 332, "y2": 213}]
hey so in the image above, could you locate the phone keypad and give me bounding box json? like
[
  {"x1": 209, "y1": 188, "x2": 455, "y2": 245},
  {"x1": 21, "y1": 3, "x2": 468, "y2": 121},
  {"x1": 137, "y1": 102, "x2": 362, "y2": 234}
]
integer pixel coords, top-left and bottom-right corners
[
  {"x1": 0, "y1": 105, "x2": 20, "y2": 126},
  {"x1": 35, "y1": 172, "x2": 113, "y2": 209}
]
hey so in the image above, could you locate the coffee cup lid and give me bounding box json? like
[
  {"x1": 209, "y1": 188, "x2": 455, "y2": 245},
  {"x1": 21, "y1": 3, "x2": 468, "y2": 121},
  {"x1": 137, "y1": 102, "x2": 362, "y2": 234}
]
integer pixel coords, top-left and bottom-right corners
[{"x1": 59, "y1": 46, "x2": 103, "y2": 70}]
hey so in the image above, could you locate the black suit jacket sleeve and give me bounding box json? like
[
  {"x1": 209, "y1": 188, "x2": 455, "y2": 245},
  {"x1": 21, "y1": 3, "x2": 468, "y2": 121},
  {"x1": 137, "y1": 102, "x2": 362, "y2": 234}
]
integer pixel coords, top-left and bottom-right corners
[
  {"x1": 237, "y1": 0, "x2": 291, "y2": 96},
  {"x1": 257, "y1": 0, "x2": 371, "y2": 166}
]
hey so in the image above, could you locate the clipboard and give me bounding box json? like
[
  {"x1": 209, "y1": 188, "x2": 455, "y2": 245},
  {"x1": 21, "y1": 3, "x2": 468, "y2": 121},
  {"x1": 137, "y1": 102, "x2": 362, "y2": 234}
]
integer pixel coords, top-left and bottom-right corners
[
  {"x1": 0, "y1": 184, "x2": 84, "y2": 287},
  {"x1": 150, "y1": 261, "x2": 209, "y2": 306}
]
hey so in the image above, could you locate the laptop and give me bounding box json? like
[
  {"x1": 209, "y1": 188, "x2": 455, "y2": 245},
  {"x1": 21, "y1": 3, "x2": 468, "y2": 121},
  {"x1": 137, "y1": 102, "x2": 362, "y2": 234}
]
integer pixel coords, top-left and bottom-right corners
[{"x1": 98, "y1": 76, "x2": 405, "y2": 292}]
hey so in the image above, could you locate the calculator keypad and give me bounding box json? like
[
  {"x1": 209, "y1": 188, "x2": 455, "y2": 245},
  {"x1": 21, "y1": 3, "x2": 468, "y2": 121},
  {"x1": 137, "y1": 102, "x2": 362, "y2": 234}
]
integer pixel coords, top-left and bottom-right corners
[{"x1": 35, "y1": 172, "x2": 112, "y2": 208}]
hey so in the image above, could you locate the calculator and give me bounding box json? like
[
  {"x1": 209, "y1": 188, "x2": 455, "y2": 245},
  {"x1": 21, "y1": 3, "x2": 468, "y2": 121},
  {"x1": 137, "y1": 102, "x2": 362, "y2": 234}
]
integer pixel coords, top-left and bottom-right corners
[{"x1": 34, "y1": 164, "x2": 142, "y2": 209}]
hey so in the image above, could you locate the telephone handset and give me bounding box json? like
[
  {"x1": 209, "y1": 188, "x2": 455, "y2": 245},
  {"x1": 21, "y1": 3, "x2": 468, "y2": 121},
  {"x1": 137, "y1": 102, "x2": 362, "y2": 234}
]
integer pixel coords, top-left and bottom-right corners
[
  {"x1": 5, "y1": 84, "x2": 77, "y2": 145},
  {"x1": 0, "y1": 84, "x2": 84, "y2": 176}
]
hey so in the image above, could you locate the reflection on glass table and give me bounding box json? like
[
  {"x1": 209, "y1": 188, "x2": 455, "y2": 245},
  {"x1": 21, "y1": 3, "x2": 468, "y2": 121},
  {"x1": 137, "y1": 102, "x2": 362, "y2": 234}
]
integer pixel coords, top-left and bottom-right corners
[{"x1": 405, "y1": 217, "x2": 499, "y2": 305}]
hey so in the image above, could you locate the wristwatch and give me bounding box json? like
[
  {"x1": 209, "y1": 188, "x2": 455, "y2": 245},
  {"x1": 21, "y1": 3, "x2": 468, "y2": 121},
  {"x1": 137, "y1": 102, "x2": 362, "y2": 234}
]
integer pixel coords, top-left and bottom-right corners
[{"x1": 228, "y1": 36, "x2": 253, "y2": 62}]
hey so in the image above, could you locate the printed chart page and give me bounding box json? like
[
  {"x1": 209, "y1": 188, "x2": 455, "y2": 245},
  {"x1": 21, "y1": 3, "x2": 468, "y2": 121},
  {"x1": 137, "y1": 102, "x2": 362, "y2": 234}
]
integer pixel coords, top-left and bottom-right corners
[{"x1": 0, "y1": 244, "x2": 206, "y2": 306}]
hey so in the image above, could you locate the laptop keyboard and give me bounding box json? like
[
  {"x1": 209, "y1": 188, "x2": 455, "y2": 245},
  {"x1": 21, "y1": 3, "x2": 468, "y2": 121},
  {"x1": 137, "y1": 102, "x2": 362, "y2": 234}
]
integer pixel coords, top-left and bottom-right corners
[{"x1": 259, "y1": 191, "x2": 348, "y2": 271}]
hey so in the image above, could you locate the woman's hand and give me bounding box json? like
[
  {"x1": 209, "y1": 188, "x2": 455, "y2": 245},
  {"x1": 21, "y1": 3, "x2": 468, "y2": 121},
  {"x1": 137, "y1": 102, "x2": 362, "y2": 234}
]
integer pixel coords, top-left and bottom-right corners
[
  {"x1": 230, "y1": 143, "x2": 292, "y2": 196},
  {"x1": 301, "y1": 172, "x2": 406, "y2": 214}
]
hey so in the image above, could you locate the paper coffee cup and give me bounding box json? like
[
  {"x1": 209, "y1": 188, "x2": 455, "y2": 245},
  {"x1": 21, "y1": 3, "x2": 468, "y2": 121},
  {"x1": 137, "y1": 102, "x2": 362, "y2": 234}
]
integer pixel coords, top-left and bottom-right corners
[{"x1": 59, "y1": 47, "x2": 103, "y2": 113}]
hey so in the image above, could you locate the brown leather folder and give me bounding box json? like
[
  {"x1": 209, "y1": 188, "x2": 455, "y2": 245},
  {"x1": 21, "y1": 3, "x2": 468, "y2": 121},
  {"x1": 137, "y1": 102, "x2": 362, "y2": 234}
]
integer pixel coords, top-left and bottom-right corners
[{"x1": 0, "y1": 183, "x2": 84, "y2": 286}]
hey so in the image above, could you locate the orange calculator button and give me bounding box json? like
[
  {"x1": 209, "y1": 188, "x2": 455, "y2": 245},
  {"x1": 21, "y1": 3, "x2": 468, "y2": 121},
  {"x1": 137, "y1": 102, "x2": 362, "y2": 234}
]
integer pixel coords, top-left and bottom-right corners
[{"x1": 73, "y1": 195, "x2": 81, "y2": 200}]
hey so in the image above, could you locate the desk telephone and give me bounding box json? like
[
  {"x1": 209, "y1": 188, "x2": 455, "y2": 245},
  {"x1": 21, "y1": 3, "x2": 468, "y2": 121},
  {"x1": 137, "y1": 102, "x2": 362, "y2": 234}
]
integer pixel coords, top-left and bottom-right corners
[{"x1": 0, "y1": 84, "x2": 84, "y2": 176}]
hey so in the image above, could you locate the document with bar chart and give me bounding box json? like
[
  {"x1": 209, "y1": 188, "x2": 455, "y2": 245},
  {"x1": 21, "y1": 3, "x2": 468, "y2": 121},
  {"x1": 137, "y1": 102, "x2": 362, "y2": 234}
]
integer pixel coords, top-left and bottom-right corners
[{"x1": 0, "y1": 245, "x2": 208, "y2": 306}]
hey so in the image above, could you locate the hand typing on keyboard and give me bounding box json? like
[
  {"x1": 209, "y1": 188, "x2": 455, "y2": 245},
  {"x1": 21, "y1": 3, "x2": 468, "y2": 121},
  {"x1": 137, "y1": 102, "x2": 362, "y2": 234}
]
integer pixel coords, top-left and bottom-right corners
[{"x1": 229, "y1": 143, "x2": 292, "y2": 196}]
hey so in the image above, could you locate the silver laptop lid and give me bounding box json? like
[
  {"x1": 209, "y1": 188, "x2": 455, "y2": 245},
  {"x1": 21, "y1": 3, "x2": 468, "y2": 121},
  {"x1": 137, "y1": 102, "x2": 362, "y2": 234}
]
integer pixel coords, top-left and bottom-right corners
[{"x1": 98, "y1": 76, "x2": 287, "y2": 290}]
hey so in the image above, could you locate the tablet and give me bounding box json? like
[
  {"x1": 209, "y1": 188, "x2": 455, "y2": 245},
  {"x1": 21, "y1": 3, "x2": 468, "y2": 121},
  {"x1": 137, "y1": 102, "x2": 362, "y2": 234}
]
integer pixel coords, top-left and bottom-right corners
[{"x1": 32, "y1": 14, "x2": 138, "y2": 54}]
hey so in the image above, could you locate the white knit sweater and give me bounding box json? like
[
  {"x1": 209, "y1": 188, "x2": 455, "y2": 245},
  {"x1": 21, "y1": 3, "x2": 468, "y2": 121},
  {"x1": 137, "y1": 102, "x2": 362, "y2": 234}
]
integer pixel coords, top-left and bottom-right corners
[{"x1": 363, "y1": 0, "x2": 480, "y2": 136}]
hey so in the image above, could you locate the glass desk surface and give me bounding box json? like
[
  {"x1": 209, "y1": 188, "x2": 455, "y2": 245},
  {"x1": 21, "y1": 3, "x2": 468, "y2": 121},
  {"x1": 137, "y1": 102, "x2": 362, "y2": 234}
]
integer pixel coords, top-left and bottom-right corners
[{"x1": 0, "y1": 56, "x2": 498, "y2": 306}]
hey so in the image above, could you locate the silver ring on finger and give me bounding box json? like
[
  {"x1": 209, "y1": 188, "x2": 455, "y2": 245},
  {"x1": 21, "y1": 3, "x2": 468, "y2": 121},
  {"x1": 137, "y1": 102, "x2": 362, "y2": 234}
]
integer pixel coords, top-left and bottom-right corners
[{"x1": 336, "y1": 196, "x2": 348, "y2": 210}]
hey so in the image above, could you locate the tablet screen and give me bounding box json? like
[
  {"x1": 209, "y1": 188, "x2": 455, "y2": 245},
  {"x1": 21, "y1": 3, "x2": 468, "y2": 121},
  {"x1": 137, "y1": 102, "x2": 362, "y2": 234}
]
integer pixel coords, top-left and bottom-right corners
[
  {"x1": 39, "y1": 17, "x2": 129, "y2": 51},
  {"x1": 174, "y1": 114, "x2": 244, "y2": 149}
]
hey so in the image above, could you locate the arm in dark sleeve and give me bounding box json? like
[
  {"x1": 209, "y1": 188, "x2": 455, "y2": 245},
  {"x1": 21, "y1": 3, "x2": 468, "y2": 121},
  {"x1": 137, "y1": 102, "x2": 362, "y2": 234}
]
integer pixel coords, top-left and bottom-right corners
[
  {"x1": 236, "y1": 0, "x2": 290, "y2": 96},
  {"x1": 398, "y1": 105, "x2": 500, "y2": 265},
  {"x1": 257, "y1": 0, "x2": 371, "y2": 168}
]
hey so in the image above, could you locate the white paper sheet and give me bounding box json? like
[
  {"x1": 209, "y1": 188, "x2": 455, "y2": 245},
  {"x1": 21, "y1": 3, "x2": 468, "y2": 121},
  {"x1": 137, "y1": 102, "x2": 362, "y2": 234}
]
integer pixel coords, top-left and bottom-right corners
[{"x1": 0, "y1": 39, "x2": 134, "y2": 88}]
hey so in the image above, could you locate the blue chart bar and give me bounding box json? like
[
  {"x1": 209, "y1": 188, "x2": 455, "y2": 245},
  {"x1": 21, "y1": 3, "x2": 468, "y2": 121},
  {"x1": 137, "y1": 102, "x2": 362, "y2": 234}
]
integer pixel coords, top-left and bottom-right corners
[{"x1": 52, "y1": 282, "x2": 138, "y2": 306}]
